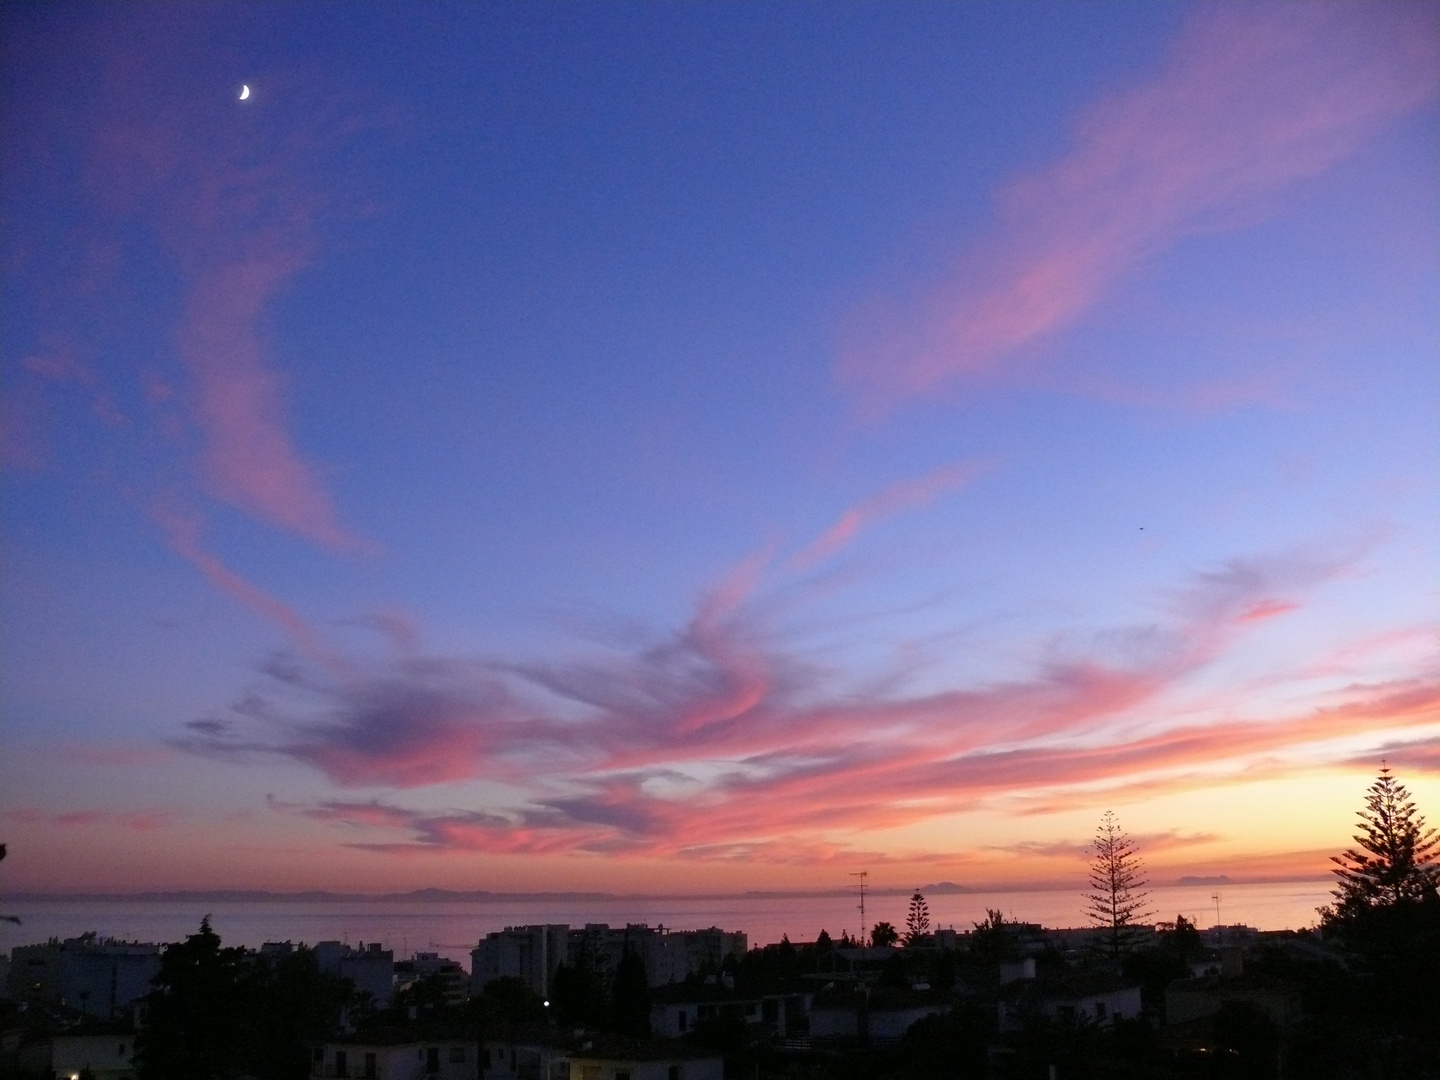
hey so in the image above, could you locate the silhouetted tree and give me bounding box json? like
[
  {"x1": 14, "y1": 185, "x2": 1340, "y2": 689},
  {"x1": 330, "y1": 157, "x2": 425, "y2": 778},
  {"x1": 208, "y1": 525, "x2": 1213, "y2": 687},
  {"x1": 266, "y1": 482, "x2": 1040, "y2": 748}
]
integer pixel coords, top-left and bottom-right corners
[
  {"x1": 869, "y1": 921, "x2": 898, "y2": 947},
  {"x1": 904, "y1": 891, "x2": 930, "y2": 945},
  {"x1": 610, "y1": 947, "x2": 650, "y2": 1037},
  {"x1": 1213, "y1": 1000, "x2": 1280, "y2": 1079},
  {"x1": 241, "y1": 946, "x2": 353, "y2": 1080},
  {"x1": 1157, "y1": 913, "x2": 1202, "y2": 962},
  {"x1": 899, "y1": 1005, "x2": 991, "y2": 1078},
  {"x1": 970, "y1": 908, "x2": 1018, "y2": 965},
  {"x1": 474, "y1": 976, "x2": 546, "y2": 1032},
  {"x1": 1084, "y1": 810, "x2": 1150, "y2": 969},
  {"x1": 1317, "y1": 765, "x2": 1440, "y2": 1059},
  {"x1": 550, "y1": 936, "x2": 607, "y2": 1029},
  {"x1": 879, "y1": 951, "x2": 909, "y2": 988},
  {"x1": 135, "y1": 917, "x2": 248, "y2": 1080},
  {"x1": 1323, "y1": 764, "x2": 1440, "y2": 919},
  {"x1": 0, "y1": 844, "x2": 19, "y2": 924}
]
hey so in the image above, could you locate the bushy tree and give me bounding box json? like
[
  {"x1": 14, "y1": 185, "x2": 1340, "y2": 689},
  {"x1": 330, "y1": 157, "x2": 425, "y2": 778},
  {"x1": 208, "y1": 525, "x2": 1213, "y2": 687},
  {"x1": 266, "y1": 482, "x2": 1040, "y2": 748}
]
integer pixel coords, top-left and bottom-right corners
[
  {"x1": 970, "y1": 908, "x2": 1018, "y2": 965},
  {"x1": 904, "y1": 891, "x2": 931, "y2": 945},
  {"x1": 610, "y1": 948, "x2": 650, "y2": 1037},
  {"x1": 135, "y1": 918, "x2": 248, "y2": 1080},
  {"x1": 1084, "y1": 811, "x2": 1150, "y2": 968},
  {"x1": 1324, "y1": 764, "x2": 1440, "y2": 919}
]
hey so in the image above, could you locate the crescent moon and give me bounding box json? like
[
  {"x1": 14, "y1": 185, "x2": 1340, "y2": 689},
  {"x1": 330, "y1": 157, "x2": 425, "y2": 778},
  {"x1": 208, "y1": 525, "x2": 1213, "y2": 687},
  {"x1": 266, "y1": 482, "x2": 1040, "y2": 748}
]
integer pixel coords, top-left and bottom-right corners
[{"x1": 239, "y1": 84, "x2": 250, "y2": 101}]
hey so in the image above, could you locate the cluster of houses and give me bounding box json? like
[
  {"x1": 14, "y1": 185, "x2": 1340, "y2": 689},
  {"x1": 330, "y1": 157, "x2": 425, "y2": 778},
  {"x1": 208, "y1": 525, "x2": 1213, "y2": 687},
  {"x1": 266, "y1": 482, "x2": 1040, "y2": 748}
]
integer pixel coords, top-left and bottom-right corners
[{"x1": 1, "y1": 919, "x2": 1310, "y2": 1078}]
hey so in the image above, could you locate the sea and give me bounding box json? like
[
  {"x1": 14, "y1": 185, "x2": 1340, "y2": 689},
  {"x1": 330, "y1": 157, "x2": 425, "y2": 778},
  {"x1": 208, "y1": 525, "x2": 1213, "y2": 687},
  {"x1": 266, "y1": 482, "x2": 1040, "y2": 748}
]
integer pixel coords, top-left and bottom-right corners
[{"x1": 0, "y1": 881, "x2": 1332, "y2": 967}]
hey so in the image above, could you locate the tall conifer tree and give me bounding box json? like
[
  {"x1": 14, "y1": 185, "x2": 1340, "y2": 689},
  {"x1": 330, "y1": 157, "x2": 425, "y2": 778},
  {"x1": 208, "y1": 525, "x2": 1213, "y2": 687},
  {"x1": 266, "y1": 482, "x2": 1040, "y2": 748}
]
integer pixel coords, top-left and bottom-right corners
[{"x1": 1084, "y1": 811, "x2": 1151, "y2": 968}]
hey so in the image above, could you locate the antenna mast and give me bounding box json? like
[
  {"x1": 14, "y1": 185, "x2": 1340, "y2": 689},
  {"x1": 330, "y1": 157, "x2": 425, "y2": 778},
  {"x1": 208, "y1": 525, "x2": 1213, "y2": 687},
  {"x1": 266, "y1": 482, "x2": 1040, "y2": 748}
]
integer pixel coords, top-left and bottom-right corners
[{"x1": 850, "y1": 871, "x2": 869, "y2": 934}]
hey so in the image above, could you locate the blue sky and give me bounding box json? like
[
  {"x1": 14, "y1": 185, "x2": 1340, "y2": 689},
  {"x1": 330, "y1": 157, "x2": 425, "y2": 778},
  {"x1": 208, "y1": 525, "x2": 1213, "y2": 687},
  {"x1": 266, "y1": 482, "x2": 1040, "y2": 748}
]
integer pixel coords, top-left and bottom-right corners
[{"x1": 2, "y1": 2, "x2": 1436, "y2": 896}]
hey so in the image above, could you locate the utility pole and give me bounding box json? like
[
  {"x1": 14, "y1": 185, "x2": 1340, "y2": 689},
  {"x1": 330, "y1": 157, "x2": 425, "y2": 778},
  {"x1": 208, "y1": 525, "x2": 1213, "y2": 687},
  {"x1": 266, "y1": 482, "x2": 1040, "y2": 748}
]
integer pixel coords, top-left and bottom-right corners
[{"x1": 850, "y1": 871, "x2": 869, "y2": 938}]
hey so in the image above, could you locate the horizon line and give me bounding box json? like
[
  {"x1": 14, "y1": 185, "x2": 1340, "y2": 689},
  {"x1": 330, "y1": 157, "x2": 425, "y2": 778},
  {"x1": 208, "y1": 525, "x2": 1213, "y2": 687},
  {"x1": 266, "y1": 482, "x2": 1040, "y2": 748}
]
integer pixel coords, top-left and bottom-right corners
[{"x1": 3, "y1": 875, "x2": 1330, "y2": 905}]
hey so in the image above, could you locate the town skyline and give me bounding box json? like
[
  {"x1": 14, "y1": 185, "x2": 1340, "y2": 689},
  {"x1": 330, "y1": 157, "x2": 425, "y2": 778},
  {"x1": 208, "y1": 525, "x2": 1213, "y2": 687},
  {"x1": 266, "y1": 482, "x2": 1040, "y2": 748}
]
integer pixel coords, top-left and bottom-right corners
[{"x1": 2, "y1": 3, "x2": 1437, "y2": 897}]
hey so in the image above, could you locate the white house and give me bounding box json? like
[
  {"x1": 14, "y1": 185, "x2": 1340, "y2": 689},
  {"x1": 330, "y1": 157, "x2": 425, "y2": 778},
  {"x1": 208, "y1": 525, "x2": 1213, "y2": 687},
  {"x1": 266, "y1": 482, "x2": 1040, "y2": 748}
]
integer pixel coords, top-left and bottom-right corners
[
  {"x1": 310, "y1": 1036, "x2": 474, "y2": 1079},
  {"x1": 51, "y1": 1029, "x2": 136, "y2": 1080}
]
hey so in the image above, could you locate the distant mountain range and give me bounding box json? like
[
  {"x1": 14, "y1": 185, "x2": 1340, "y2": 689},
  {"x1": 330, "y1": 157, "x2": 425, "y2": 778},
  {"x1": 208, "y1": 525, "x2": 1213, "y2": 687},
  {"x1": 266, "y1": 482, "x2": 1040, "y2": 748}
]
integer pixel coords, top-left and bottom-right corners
[{"x1": 3, "y1": 882, "x2": 974, "y2": 904}]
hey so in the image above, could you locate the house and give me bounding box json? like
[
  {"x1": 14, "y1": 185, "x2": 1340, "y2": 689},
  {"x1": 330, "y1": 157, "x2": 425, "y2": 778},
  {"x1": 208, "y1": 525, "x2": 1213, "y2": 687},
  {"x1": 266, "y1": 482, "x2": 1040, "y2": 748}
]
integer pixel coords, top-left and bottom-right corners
[
  {"x1": 310, "y1": 1032, "x2": 475, "y2": 1079},
  {"x1": 484, "y1": 1034, "x2": 721, "y2": 1080},
  {"x1": 808, "y1": 985, "x2": 946, "y2": 1042},
  {"x1": 1165, "y1": 971, "x2": 1301, "y2": 1027},
  {"x1": 51, "y1": 1023, "x2": 137, "y2": 1080},
  {"x1": 648, "y1": 982, "x2": 809, "y2": 1039},
  {"x1": 997, "y1": 972, "x2": 1142, "y2": 1030}
]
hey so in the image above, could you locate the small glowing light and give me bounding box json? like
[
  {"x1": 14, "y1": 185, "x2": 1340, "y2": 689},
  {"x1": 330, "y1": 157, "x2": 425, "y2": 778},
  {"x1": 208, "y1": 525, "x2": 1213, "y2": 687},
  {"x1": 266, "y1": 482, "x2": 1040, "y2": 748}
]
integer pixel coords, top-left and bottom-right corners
[{"x1": 239, "y1": 84, "x2": 251, "y2": 101}]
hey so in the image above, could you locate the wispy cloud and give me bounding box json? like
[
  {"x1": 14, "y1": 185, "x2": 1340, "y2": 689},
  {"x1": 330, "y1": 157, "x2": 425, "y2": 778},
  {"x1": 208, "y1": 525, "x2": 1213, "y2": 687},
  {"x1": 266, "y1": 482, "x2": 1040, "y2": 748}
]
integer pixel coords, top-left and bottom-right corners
[
  {"x1": 9, "y1": 807, "x2": 173, "y2": 832},
  {"x1": 1344, "y1": 736, "x2": 1440, "y2": 776},
  {"x1": 177, "y1": 542, "x2": 1436, "y2": 863},
  {"x1": 154, "y1": 505, "x2": 347, "y2": 674},
  {"x1": 789, "y1": 461, "x2": 991, "y2": 570},
  {"x1": 839, "y1": 4, "x2": 1439, "y2": 404},
  {"x1": 23, "y1": 7, "x2": 383, "y2": 552}
]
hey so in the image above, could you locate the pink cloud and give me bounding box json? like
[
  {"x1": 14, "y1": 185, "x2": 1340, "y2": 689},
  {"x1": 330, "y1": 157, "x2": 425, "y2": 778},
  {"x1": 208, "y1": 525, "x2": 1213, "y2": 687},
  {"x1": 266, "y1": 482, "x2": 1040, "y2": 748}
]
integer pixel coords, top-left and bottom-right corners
[
  {"x1": 1238, "y1": 599, "x2": 1299, "y2": 623},
  {"x1": 789, "y1": 460, "x2": 991, "y2": 570},
  {"x1": 174, "y1": 259, "x2": 360, "y2": 551},
  {"x1": 58, "y1": 9, "x2": 379, "y2": 551},
  {"x1": 181, "y1": 542, "x2": 1436, "y2": 862},
  {"x1": 155, "y1": 505, "x2": 345, "y2": 673},
  {"x1": 839, "y1": 4, "x2": 1439, "y2": 402},
  {"x1": 9, "y1": 808, "x2": 174, "y2": 832}
]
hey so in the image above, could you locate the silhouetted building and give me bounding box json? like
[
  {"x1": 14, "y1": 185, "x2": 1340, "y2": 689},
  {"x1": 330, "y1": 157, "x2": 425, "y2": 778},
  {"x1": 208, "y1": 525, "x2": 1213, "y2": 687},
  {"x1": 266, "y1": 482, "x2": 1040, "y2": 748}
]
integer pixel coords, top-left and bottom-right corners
[
  {"x1": 471, "y1": 924, "x2": 746, "y2": 998},
  {"x1": 315, "y1": 941, "x2": 395, "y2": 1007},
  {"x1": 6, "y1": 934, "x2": 161, "y2": 1018}
]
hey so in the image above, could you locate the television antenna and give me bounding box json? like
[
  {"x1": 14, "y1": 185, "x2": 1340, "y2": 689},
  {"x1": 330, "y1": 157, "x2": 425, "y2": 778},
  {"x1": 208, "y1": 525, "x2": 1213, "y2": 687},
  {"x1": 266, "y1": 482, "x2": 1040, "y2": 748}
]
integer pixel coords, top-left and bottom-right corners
[
  {"x1": 1211, "y1": 892, "x2": 1221, "y2": 927},
  {"x1": 850, "y1": 871, "x2": 869, "y2": 933}
]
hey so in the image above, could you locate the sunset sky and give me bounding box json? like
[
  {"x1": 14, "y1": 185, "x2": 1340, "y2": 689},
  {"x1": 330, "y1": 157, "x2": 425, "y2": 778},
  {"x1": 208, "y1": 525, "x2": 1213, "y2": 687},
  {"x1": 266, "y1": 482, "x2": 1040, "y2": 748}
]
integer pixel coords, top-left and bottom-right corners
[{"x1": 2, "y1": 2, "x2": 1436, "y2": 897}]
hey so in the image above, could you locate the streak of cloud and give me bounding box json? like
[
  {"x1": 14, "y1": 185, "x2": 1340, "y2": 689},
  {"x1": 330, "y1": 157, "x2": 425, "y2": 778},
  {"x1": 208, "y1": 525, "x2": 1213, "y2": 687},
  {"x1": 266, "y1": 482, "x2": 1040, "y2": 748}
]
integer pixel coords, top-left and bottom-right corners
[
  {"x1": 789, "y1": 460, "x2": 991, "y2": 570},
  {"x1": 154, "y1": 505, "x2": 348, "y2": 675},
  {"x1": 43, "y1": 7, "x2": 382, "y2": 551},
  {"x1": 839, "y1": 4, "x2": 1439, "y2": 403},
  {"x1": 179, "y1": 543, "x2": 1436, "y2": 863},
  {"x1": 9, "y1": 807, "x2": 173, "y2": 832}
]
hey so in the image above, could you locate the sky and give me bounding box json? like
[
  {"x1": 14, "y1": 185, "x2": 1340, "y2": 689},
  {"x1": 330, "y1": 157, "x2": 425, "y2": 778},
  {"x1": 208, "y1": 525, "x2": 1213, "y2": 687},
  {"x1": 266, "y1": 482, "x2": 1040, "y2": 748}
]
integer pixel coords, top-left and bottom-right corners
[{"x1": 2, "y1": 1, "x2": 1437, "y2": 898}]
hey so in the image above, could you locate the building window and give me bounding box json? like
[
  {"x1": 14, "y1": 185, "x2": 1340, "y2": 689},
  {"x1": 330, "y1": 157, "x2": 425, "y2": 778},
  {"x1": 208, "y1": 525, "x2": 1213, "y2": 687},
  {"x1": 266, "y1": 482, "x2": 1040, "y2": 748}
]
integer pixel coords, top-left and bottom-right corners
[
  {"x1": 335, "y1": 1051, "x2": 349, "y2": 1079},
  {"x1": 1095, "y1": 1000, "x2": 1108, "y2": 1021},
  {"x1": 677, "y1": 1010, "x2": 687, "y2": 1032},
  {"x1": 364, "y1": 1051, "x2": 377, "y2": 1079},
  {"x1": 669, "y1": 1067, "x2": 681, "y2": 1080},
  {"x1": 616, "y1": 1072, "x2": 631, "y2": 1080},
  {"x1": 448, "y1": 1047, "x2": 466, "y2": 1063}
]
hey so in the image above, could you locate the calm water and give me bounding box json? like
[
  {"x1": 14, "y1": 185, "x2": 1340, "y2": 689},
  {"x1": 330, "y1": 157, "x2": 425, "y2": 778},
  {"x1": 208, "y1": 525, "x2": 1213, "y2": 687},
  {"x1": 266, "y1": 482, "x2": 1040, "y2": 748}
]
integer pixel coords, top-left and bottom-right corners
[{"x1": 1, "y1": 881, "x2": 1332, "y2": 968}]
